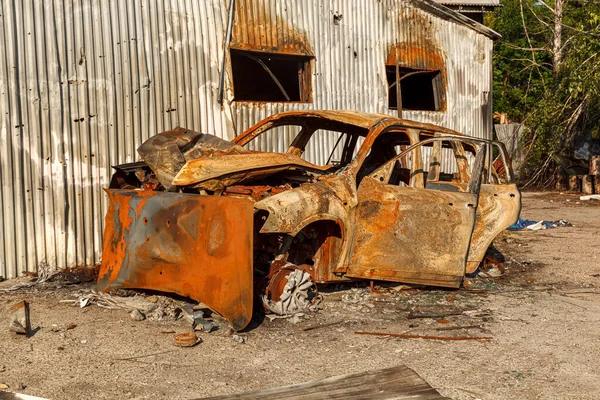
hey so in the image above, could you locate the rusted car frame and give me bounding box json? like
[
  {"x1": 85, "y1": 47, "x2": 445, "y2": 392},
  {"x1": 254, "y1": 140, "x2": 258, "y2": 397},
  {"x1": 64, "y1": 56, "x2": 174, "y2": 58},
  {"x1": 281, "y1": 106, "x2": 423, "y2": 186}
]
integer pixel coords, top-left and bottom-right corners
[{"x1": 98, "y1": 111, "x2": 521, "y2": 330}]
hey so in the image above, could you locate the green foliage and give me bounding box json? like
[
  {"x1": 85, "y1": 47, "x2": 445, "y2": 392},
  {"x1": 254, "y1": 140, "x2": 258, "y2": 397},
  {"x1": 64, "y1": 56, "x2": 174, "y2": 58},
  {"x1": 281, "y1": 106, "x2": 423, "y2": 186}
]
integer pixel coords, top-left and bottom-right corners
[{"x1": 489, "y1": 0, "x2": 600, "y2": 184}]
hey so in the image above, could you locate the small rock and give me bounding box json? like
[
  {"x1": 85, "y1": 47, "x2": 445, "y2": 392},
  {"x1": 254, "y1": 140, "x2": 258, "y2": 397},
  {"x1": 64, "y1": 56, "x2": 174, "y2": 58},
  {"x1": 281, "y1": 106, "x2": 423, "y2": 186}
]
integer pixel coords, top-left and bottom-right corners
[
  {"x1": 149, "y1": 307, "x2": 165, "y2": 321},
  {"x1": 17, "y1": 383, "x2": 26, "y2": 390},
  {"x1": 231, "y1": 334, "x2": 245, "y2": 344},
  {"x1": 146, "y1": 295, "x2": 159, "y2": 303},
  {"x1": 0, "y1": 383, "x2": 8, "y2": 390},
  {"x1": 80, "y1": 340, "x2": 88, "y2": 344},
  {"x1": 130, "y1": 309, "x2": 146, "y2": 321},
  {"x1": 66, "y1": 323, "x2": 77, "y2": 330},
  {"x1": 288, "y1": 314, "x2": 304, "y2": 324}
]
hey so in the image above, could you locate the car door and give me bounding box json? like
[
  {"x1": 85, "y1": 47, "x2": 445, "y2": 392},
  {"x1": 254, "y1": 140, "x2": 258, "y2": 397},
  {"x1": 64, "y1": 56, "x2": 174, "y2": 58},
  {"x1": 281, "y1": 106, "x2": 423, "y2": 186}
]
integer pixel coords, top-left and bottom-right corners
[
  {"x1": 345, "y1": 137, "x2": 486, "y2": 288},
  {"x1": 419, "y1": 139, "x2": 521, "y2": 273},
  {"x1": 465, "y1": 142, "x2": 521, "y2": 273}
]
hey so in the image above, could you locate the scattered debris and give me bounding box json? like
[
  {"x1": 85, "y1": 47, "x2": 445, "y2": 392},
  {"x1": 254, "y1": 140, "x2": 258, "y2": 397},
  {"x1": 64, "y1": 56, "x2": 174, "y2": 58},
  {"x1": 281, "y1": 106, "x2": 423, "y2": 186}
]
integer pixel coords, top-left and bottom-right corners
[
  {"x1": 129, "y1": 309, "x2": 146, "y2": 321},
  {"x1": 435, "y1": 324, "x2": 486, "y2": 332},
  {"x1": 508, "y1": 218, "x2": 572, "y2": 230},
  {"x1": 181, "y1": 305, "x2": 219, "y2": 333},
  {"x1": 407, "y1": 310, "x2": 464, "y2": 320},
  {"x1": 287, "y1": 313, "x2": 306, "y2": 324},
  {"x1": 67, "y1": 290, "x2": 185, "y2": 322},
  {"x1": 580, "y1": 194, "x2": 600, "y2": 201},
  {"x1": 48, "y1": 265, "x2": 100, "y2": 285},
  {"x1": 8, "y1": 301, "x2": 31, "y2": 337},
  {"x1": 482, "y1": 267, "x2": 504, "y2": 278},
  {"x1": 231, "y1": 334, "x2": 245, "y2": 344},
  {"x1": 0, "y1": 266, "x2": 57, "y2": 293},
  {"x1": 548, "y1": 219, "x2": 573, "y2": 228},
  {"x1": 173, "y1": 333, "x2": 202, "y2": 347},
  {"x1": 355, "y1": 331, "x2": 492, "y2": 341}
]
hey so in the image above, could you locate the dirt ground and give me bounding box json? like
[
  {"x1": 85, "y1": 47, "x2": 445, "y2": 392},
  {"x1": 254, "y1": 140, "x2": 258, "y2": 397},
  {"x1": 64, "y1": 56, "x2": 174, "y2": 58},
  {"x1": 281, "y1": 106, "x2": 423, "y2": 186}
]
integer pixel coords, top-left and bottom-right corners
[{"x1": 0, "y1": 192, "x2": 599, "y2": 400}]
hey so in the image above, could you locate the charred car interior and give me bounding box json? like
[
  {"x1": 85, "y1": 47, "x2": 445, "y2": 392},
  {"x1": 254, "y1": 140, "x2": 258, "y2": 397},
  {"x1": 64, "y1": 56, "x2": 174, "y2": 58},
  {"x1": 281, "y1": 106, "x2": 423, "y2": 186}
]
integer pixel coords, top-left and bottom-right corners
[{"x1": 98, "y1": 111, "x2": 521, "y2": 331}]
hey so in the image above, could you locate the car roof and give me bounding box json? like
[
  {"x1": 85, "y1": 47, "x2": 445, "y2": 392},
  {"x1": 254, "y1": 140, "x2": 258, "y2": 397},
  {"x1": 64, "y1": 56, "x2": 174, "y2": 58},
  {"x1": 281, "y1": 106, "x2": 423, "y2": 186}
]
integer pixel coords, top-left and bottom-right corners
[{"x1": 242, "y1": 110, "x2": 467, "y2": 135}]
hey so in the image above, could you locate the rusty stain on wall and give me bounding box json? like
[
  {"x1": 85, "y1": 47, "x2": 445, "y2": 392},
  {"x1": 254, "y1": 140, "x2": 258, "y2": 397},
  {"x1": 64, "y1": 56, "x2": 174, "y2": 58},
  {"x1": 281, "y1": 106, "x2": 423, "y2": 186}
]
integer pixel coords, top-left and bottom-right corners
[{"x1": 230, "y1": 0, "x2": 314, "y2": 56}]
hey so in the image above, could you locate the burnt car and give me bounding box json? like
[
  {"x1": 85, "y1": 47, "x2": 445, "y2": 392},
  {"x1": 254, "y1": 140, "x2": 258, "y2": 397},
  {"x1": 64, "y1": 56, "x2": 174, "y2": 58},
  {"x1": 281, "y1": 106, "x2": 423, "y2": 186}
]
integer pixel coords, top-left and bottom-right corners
[{"x1": 98, "y1": 110, "x2": 521, "y2": 330}]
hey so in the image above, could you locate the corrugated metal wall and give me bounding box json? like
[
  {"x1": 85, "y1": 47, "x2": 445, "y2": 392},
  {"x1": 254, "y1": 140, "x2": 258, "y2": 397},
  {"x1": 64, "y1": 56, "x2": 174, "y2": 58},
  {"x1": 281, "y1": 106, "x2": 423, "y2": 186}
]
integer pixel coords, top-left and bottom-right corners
[{"x1": 0, "y1": 0, "x2": 495, "y2": 278}]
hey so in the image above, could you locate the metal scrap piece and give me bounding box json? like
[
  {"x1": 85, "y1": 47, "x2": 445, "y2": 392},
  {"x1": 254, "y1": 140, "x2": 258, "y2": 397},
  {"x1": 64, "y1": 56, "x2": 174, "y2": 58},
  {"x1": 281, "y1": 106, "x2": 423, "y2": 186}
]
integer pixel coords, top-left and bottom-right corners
[
  {"x1": 97, "y1": 190, "x2": 254, "y2": 331},
  {"x1": 137, "y1": 127, "x2": 247, "y2": 191},
  {"x1": 9, "y1": 301, "x2": 31, "y2": 337}
]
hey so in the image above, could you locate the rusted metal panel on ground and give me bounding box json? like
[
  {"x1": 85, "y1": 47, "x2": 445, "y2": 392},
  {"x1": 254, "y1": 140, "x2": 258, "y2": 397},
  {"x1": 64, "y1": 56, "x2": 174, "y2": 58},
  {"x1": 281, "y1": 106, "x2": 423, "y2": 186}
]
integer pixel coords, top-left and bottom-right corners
[
  {"x1": 347, "y1": 178, "x2": 476, "y2": 287},
  {"x1": 97, "y1": 190, "x2": 254, "y2": 331}
]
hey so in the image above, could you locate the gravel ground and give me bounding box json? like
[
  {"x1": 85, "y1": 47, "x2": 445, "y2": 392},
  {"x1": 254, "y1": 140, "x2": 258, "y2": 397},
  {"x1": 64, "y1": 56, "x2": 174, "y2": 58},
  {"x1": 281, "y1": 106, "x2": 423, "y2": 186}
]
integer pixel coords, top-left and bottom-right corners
[{"x1": 0, "y1": 191, "x2": 599, "y2": 400}]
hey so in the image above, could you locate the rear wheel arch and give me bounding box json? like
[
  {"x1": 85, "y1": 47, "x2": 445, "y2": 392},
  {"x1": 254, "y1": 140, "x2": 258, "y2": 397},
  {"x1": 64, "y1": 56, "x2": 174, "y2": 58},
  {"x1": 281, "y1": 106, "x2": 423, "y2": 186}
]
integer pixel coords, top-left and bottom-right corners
[{"x1": 288, "y1": 219, "x2": 345, "y2": 283}]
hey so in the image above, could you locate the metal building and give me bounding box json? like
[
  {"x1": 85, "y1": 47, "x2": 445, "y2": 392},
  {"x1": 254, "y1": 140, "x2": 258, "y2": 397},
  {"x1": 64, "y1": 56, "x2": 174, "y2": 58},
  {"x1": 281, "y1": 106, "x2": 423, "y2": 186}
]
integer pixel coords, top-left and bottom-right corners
[{"x1": 0, "y1": 0, "x2": 499, "y2": 278}]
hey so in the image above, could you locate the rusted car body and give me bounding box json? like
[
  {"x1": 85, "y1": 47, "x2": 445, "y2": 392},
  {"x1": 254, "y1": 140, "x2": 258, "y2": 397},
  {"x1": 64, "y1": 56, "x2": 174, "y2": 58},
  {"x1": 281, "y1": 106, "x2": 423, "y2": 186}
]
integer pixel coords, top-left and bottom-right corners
[{"x1": 98, "y1": 111, "x2": 521, "y2": 330}]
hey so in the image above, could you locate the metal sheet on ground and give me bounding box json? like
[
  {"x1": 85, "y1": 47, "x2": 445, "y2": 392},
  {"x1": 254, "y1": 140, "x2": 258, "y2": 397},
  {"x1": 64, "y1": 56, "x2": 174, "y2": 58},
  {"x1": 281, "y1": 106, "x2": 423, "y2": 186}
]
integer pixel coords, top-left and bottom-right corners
[{"x1": 97, "y1": 190, "x2": 254, "y2": 331}]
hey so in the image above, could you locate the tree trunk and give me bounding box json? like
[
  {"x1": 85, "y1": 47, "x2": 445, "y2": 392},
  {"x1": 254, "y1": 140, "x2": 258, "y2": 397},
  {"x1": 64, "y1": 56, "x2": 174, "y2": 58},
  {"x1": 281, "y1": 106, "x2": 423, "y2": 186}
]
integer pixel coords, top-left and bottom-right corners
[
  {"x1": 553, "y1": 0, "x2": 564, "y2": 77},
  {"x1": 582, "y1": 175, "x2": 594, "y2": 195},
  {"x1": 568, "y1": 175, "x2": 581, "y2": 192},
  {"x1": 590, "y1": 156, "x2": 600, "y2": 176}
]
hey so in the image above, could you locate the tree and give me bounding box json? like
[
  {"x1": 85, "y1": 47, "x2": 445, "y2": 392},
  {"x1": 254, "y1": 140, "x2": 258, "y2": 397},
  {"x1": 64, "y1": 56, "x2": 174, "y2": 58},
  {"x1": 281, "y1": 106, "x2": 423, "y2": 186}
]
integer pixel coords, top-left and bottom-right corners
[{"x1": 488, "y1": 0, "x2": 600, "y2": 187}]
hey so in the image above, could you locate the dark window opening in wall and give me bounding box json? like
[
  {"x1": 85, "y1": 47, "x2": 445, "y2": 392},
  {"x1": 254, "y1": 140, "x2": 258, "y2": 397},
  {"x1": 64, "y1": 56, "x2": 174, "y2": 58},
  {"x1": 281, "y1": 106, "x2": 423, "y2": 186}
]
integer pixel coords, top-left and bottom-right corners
[
  {"x1": 230, "y1": 49, "x2": 312, "y2": 102},
  {"x1": 461, "y1": 12, "x2": 484, "y2": 24},
  {"x1": 386, "y1": 66, "x2": 444, "y2": 111}
]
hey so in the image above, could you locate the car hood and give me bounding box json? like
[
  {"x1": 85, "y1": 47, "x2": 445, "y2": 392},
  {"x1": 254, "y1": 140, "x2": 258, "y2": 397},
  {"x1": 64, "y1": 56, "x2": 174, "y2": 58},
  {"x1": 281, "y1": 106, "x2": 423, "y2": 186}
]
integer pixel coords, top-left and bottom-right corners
[
  {"x1": 172, "y1": 152, "x2": 331, "y2": 191},
  {"x1": 138, "y1": 127, "x2": 331, "y2": 192}
]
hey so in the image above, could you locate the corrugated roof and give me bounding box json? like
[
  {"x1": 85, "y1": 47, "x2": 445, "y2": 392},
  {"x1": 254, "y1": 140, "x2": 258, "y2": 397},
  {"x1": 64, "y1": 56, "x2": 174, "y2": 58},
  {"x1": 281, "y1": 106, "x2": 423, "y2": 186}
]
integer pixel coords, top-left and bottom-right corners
[{"x1": 434, "y1": 0, "x2": 500, "y2": 7}]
